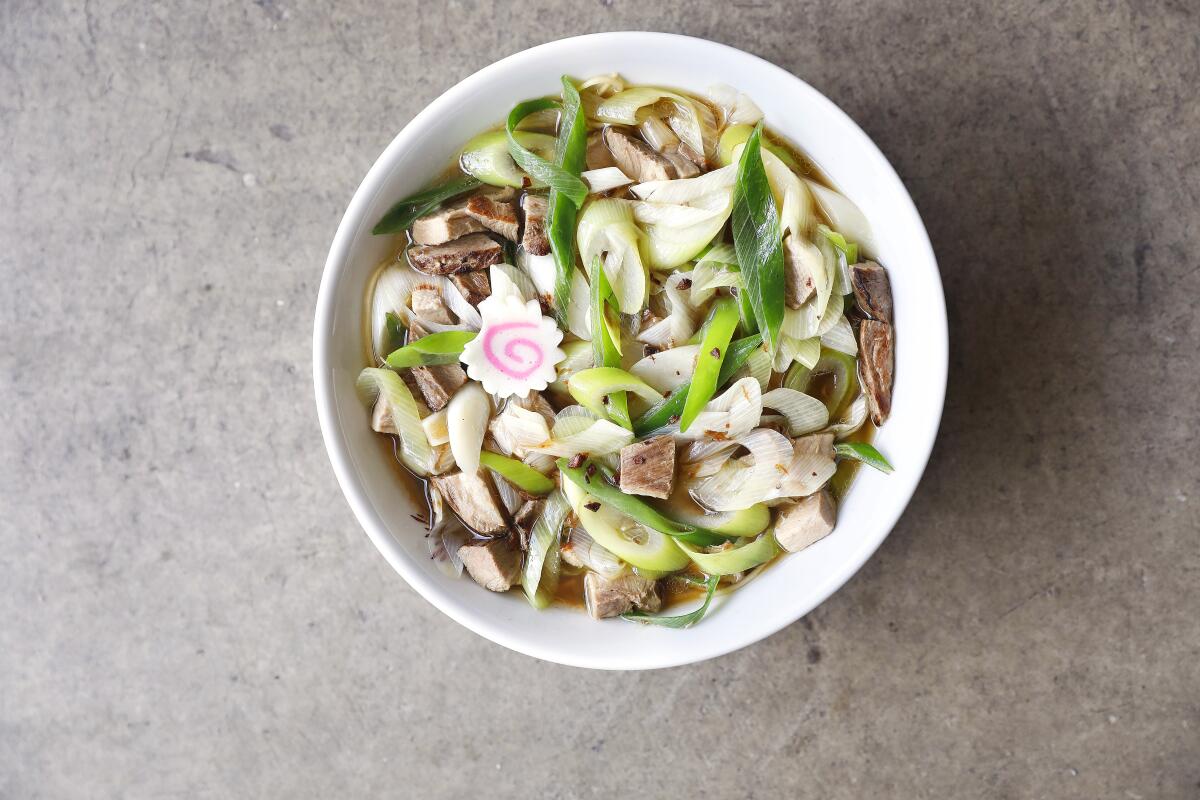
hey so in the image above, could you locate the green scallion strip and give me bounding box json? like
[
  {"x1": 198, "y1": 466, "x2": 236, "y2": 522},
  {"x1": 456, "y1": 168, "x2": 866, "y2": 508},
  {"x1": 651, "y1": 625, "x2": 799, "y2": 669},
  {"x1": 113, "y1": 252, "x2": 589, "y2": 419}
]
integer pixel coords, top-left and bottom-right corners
[
  {"x1": 557, "y1": 458, "x2": 730, "y2": 547},
  {"x1": 834, "y1": 442, "x2": 894, "y2": 474},
  {"x1": 622, "y1": 574, "x2": 720, "y2": 628},
  {"x1": 731, "y1": 122, "x2": 785, "y2": 351},
  {"x1": 372, "y1": 174, "x2": 481, "y2": 235},
  {"x1": 385, "y1": 331, "x2": 476, "y2": 369},
  {"x1": 479, "y1": 451, "x2": 556, "y2": 495},
  {"x1": 589, "y1": 256, "x2": 631, "y2": 430},
  {"x1": 818, "y1": 223, "x2": 858, "y2": 264},
  {"x1": 545, "y1": 77, "x2": 590, "y2": 322},
  {"x1": 679, "y1": 297, "x2": 739, "y2": 432},
  {"x1": 632, "y1": 334, "x2": 763, "y2": 436}
]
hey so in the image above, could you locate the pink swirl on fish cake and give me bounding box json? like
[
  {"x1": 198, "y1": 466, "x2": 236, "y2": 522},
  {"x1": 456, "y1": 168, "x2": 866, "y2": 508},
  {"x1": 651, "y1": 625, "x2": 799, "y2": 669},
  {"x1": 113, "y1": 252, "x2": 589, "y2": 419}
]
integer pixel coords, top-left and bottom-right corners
[{"x1": 482, "y1": 321, "x2": 545, "y2": 380}]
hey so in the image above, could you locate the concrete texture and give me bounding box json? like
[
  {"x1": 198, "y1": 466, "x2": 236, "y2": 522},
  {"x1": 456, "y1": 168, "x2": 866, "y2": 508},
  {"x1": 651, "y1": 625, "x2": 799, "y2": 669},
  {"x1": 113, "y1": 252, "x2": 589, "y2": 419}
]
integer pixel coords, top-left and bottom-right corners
[{"x1": 2, "y1": 1, "x2": 1198, "y2": 797}]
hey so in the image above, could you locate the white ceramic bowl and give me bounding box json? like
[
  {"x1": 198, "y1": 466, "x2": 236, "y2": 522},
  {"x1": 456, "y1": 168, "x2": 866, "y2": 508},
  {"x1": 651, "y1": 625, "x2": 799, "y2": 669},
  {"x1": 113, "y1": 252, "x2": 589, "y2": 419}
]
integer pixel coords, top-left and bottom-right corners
[{"x1": 314, "y1": 32, "x2": 946, "y2": 670}]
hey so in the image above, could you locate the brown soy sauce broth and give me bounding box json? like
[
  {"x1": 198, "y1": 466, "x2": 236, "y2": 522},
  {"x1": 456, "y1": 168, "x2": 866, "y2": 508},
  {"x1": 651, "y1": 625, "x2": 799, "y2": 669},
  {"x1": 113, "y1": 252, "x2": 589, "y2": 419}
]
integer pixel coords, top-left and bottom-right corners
[{"x1": 362, "y1": 84, "x2": 877, "y2": 613}]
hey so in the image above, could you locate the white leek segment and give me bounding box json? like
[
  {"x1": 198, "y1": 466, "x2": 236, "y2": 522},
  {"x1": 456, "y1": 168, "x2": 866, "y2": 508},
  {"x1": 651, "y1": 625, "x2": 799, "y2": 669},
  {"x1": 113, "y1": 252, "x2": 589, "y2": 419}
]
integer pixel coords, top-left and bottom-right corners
[
  {"x1": 670, "y1": 377, "x2": 764, "y2": 442},
  {"x1": 638, "y1": 271, "x2": 701, "y2": 349},
  {"x1": 742, "y1": 347, "x2": 773, "y2": 392},
  {"x1": 517, "y1": 250, "x2": 590, "y2": 340},
  {"x1": 529, "y1": 407, "x2": 633, "y2": 457},
  {"x1": 825, "y1": 393, "x2": 869, "y2": 439},
  {"x1": 487, "y1": 403, "x2": 550, "y2": 459},
  {"x1": 706, "y1": 83, "x2": 765, "y2": 126},
  {"x1": 690, "y1": 428, "x2": 795, "y2": 511},
  {"x1": 805, "y1": 180, "x2": 877, "y2": 259},
  {"x1": 562, "y1": 478, "x2": 689, "y2": 572},
  {"x1": 523, "y1": 490, "x2": 570, "y2": 606},
  {"x1": 582, "y1": 167, "x2": 633, "y2": 194},
  {"x1": 576, "y1": 198, "x2": 648, "y2": 315},
  {"x1": 821, "y1": 316, "x2": 858, "y2": 356},
  {"x1": 445, "y1": 382, "x2": 490, "y2": 475},
  {"x1": 629, "y1": 167, "x2": 736, "y2": 270},
  {"x1": 356, "y1": 368, "x2": 433, "y2": 476},
  {"x1": 769, "y1": 442, "x2": 838, "y2": 501},
  {"x1": 630, "y1": 345, "x2": 699, "y2": 394},
  {"x1": 563, "y1": 527, "x2": 626, "y2": 578},
  {"x1": 595, "y1": 87, "x2": 718, "y2": 163},
  {"x1": 760, "y1": 388, "x2": 830, "y2": 436}
]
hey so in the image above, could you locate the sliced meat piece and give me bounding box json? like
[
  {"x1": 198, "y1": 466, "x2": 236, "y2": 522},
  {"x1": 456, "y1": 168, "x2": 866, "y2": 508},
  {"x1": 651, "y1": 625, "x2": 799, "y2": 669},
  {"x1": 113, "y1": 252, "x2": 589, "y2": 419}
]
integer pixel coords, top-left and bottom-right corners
[
  {"x1": 585, "y1": 131, "x2": 617, "y2": 170},
  {"x1": 458, "y1": 535, "x2": 522, "y2": 591},
  {"x1": 407, "y1": 233, "x2": 503, "y2": 276},
  {"x1": 850, "y1": 261, "x2": 892, "y2": 323},
  {"x1": 512, "y1": 498, "x2": 544, "y2": 548},
  {"x1": 858, "y1": 320, "x2": 894, "y2": 426},
  {"x1": 466, "y1": 193, "x2": 520, "y2": 242},
  {"x1": 450, "y1": 270, "x2": 491, "y2": 306},
  {"x1": 793, "y1": 432, "x2": 835, "y2": 460},
  {"x1": 406, "y1": 319, "x2": 467, "y2": 411},
  {"x1": 514, "y1": 392, "x2": 556, "y2": 427},
  {"x1": 774, "y1": 490, "x2": 837, "y2": 553},
  {"x1": 677, "y1": 141, "x2": 706, "y2": 170},
  {"x1": 603, "y1": 127, "x2": 677, "y2": 182},
  {"x1": 430, "y1": 470, "x2": 510, "y2": 535},
  {"x1": 411, "y1": 286, "x2": 454, "y2": 324},
  {"x1": 520, "y1": 194, "x2": 550, "y2": 256},
  {"x1": 584, "y1": 572, "x2": 661, "y2": 619},
  {"x1": 662, "y1": 148, "x2": 701, "y2": 179},
  {"x1": 410, "y1": 364, "x2": 466, "y2": 412},
  {"x1": 784, "y1": 233, "x2": 818, "y2": 308},
  {"x1": 619, "y1": 435, "x2": 676, "y2": 499},
  {"x1": 410, "y1": 199, "x2": 487, "y2": 245},
  {"x1": 371, "y1": 399, "x2": 398, "y2": 435}
]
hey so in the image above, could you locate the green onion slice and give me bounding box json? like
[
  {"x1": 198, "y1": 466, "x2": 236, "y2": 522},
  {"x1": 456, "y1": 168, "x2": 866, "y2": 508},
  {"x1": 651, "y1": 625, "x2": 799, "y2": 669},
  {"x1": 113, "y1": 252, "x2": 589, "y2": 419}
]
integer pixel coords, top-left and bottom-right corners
[
  {"x1": 372, "y1": 174, "x2": 481, "y2": 235},
  {"x1": 622, "y1": 574, "x2": 720, "y2": 628},
  {"x1": 385, "y1": 331, "x2": 476, "y2": 369},
  {"x1": 834, "y1": 442, "x2": 894, "y2": 474},
  {"x1": 479, "y1": 451, "x2": 556, "y2": 495}
]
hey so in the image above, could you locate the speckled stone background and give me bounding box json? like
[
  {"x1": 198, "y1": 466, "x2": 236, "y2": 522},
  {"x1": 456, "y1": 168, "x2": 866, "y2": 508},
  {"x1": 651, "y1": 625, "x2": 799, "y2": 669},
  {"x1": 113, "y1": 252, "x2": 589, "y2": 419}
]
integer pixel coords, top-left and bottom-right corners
[{"x1": 2, "y1": 1, "x2": 1198, "y2": 797}]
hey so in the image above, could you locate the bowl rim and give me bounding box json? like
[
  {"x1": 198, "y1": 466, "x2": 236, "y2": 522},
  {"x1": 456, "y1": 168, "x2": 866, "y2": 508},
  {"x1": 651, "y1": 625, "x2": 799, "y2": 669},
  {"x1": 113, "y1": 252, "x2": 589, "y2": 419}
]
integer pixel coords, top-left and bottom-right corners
[{"x1": 313, "y1": 31, "x2": 947, "y2": 669}]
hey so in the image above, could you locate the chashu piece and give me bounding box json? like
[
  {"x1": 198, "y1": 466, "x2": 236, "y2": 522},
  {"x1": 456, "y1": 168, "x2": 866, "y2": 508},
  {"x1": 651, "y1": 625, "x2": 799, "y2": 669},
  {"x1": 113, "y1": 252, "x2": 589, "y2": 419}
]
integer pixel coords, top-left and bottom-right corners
[
  {"x1": 466, "y1": 193, "x2": 520, "y2": 242},
  {"x1": 411, "y1": 286, "x2": 454, "y2": 324},
  {"x1": 585, "y1": 131, "x2": 617, "y2": 170},
  {"x1": 858, "y1": 320, "x2": 894, "y2": 425},
  {"x1": 793, "y1": 432, "x2": 835, "y2": 460},
  {"x1": 619, "y1": 435, "x2": 676, "y2": 499},
  {"x1": 850, "y1": 261, "x2": 893, "y2": 322},
  {"x1": 430, "y1": 470, "x2": 509, "y2": 535},
  {"x1": 458, "y1": 535, "x2": 522, "y2": 592},
  {"x1": 603, "y1": 127, "x2": 677, "y2": 182},
  {"x1": 450, "y1": 270, "x2": 491, "y2": 306},
  {"x1": 408, "y1": 233, "x2": 503, "y2": 276},
  {"x1": 520, "y1": 194, "x2": 550, "y2": 256},
  {"x1": 774, "y1": 490, "x2": 837, "y2": 553},
  {"x1": 407, "y1": 321, "x2": 467, "y2": 411},
  {"x1": 410, "y1": 199, "x2": 487, "y2": 245},
  {"x1": 784, "y1": 233, "x2": 819, "y2": 309},
  {"x1": 584, "y1": 572, "x2": 661, "y2": 619},
  {"x1": 512, "y1": 498, "x2": 544, "y2": 548}
]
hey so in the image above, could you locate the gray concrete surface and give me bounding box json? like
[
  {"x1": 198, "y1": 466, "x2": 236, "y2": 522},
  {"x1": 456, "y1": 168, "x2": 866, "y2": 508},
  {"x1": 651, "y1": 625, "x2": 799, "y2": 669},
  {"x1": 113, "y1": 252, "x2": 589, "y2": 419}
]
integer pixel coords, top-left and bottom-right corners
[{"x1": 2, "y1": 1, "x2": 1198, "y2": 797}]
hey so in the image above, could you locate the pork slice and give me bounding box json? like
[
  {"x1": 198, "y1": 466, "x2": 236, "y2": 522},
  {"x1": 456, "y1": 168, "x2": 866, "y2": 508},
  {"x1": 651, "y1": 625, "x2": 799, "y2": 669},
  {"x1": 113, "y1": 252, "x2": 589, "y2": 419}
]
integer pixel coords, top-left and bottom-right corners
[
  {"x1": 466, "y1": 194, "x2": 520, "y2": 242},
  {"x1": 792, "y1": 433, "x2": 835, "y2": 460},
  {"x1": 585, "y1": 131, "x2": 617, "y2": 170},
  {"x1": 407, "y1": 233, "x2": 503, "y2": 276},
  {"x1": 520, "y1": 194, "x2": 550, "y2": 256},
  {"x1": 858, "y1": 320, "x2": 894, "y2": 426},
  {"x1": 405, "y1": 320, "x2": 467, "y2": 411},
  {"x1": 618, "y1": 435, "x2": 676, "y2": 499},
  {"x1": 410, "y1": 199, "x2": 486, "y2": 245},
  {"x1": 774, "y1": 490, "x2": 837, "y2": 553},
  {"x1": 662, "y1": 147, "x2": 701, "y2": 179},
  {"x1": 784, "y1": 233, "x2": 818, "y2": 308},
  {"x1": 430, "y1": 470, "x2": 510, "y2": 535},
  {"x1": 458, "y1": 535, "x2": 522, "y2": 591},
  {"x1": 603, "y1": 127, "x2": 677, "y2": 182},
  {"x1": 850, "y1": 261, "x2": 892, "y2": 323},
  {"x1": 450, "y1": 270, "x2": 491, "y2": 306},
  {"x1": 584, "y1": 572, "x2": 661, "y2": 619},
  {"x1": 411, "y1": 286, "x2": 454, "y2": 324}
]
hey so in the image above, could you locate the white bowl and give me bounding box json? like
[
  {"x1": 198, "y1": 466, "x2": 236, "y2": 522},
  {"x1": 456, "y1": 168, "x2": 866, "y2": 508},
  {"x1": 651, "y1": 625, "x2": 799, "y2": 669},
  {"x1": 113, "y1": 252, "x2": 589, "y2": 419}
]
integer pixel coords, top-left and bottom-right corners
[{"x1": 314, "y1": 32, "x2": 947, "y2": 670}]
